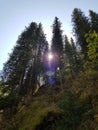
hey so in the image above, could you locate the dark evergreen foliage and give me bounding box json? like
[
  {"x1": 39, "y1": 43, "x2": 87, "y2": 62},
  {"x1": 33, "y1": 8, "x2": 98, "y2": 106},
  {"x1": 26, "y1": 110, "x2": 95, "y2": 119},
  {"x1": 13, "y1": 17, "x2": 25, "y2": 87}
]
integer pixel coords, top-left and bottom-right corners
[
  {"x1": 72, "y1": 8, "x2": 90, "y2": 57},
  {"x1": 51, "y1": 17, "x2": 64, "y2": 70},
  {"x1": 54, "y1": 91, "x2": 82, "y2": 130},
  {"x1": 89, "y1": 10, "x2": 98, "y2": 32},
  {"x1": 51, "y1": 17, "x2": 63, "y2": 56},
  {"x1": 64, "y1": 35, "x2": 82, "y2": 76},
  {"x1": 3, "y1": 22, "x2": 48, "y2": 96}
]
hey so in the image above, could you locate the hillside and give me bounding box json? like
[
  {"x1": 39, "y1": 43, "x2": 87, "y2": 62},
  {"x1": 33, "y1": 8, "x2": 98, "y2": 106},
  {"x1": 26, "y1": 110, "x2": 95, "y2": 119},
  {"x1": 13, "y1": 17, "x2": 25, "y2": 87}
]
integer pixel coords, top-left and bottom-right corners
[
  {"x1": 0, "y1": 71, "x2": 98, "y2": 130},
  {"x1": 0, "y1": 84, "x2": 63, "y2": 130}
]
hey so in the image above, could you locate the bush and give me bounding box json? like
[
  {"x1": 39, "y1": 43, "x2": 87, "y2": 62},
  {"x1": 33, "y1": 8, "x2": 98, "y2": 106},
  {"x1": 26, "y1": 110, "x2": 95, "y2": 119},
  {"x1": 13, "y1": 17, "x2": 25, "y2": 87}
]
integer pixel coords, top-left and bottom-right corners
[{"x1": 54, "y1": 91, "x2": 82, "y2": 130}]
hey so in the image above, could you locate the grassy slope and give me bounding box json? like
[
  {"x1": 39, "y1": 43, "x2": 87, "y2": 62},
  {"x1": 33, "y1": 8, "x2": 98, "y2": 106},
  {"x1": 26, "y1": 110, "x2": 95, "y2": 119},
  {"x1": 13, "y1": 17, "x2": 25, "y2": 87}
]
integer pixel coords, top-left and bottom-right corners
[
  {"x1": 70, "y1": 71, "x2": 98, "y2": 130},
  {"x1": 1, "y1": 71, "x2": 98, "y2": 130},
  {"x1": 3, "y1": 87, "x2": 62, "y2": 130}
]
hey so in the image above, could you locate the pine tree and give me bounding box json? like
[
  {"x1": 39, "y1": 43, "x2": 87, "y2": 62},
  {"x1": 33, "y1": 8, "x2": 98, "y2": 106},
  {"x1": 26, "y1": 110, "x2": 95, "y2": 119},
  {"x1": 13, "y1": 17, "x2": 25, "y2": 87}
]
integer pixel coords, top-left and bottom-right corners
[
  {"x1": 51, "y1": 17, "x2": 64, "y2": 70},
  {"x1": 3, "y1": 29, "x2": 31, "y2": 94},
  {"x1": 89, "y1": 10, "x2": 98, "y2": 32},
  {"x1": 72, "y1": 8, "x2": 90, "y2": 57},
  {"x1": 3, "y1": 22, "x2": 48, "y2": 96},
  {"x1": 70, "y1": 38, "x2": 82, "y2": 73},
  {"x1": 64, "y1": 35, "x2": 74, "y2": 76},
  {"x1": 64, "y1": 36, "x2": 82, "y2": 76}
]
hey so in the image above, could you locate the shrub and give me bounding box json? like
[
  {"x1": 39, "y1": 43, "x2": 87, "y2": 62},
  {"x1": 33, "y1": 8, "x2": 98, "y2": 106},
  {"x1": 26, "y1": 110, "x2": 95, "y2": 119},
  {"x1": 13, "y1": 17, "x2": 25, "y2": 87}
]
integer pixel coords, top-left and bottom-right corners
[{"x1": 54, "y1": 91, "x2": 82, "y2": 130}]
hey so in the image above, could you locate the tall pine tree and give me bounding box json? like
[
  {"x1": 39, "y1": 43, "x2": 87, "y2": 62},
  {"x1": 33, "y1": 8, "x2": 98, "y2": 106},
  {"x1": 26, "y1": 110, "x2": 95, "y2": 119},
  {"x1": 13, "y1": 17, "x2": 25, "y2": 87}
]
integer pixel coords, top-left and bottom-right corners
[
  {"x1": 72, "y1": 8, "x2": 90, "y2": 58},
  {"x1": 51, "y1": 17, "x2": 64, "y2": 70},
  {"x1": 89, "y1": 10, "x2": 98, "y2": 32},
  {"x1": 3, "y1": 22, "x2": 48, "y2": 96}
]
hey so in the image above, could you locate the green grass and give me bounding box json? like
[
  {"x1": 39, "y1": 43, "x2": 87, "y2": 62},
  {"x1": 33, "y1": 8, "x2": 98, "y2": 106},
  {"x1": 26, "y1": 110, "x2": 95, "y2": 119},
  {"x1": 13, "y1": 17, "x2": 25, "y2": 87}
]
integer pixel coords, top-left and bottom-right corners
[
  {"x1": 3, "y1": 90, "x2": 60, "y2": 130},
  {"x1": 1, "y1": 72, "x2": 98, "y2": 130}
]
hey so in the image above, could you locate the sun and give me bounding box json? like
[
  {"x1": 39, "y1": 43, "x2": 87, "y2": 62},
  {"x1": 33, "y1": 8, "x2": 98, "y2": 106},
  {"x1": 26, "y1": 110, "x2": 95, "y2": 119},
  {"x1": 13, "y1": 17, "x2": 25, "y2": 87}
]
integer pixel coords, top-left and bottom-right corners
[{"x1": 48, "y1": 53, "x2": 53, "y2": 61}]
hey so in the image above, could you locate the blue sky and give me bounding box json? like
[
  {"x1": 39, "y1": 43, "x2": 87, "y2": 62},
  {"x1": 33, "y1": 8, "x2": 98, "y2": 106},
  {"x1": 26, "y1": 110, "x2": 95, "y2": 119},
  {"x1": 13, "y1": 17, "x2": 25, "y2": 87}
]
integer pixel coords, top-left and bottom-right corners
[{"x1": 0, "y1": 0, "x2": 98, "y2": 70}]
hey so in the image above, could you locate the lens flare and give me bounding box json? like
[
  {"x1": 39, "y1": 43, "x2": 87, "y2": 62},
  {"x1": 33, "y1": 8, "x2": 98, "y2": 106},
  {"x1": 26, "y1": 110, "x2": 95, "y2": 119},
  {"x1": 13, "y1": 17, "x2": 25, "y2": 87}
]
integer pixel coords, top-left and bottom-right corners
[{"x1": 48, "y1": 53, "x2": 53, "y2": 61}]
